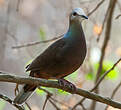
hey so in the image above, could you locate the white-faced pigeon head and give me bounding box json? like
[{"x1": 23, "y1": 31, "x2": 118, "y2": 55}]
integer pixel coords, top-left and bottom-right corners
[{"x1": 70, "y1": 8, "x2": 88, "y2": 23}]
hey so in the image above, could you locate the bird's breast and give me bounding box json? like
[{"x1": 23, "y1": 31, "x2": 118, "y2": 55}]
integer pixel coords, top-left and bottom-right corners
[{"x1": 57, "y1": 37, "x2": 87, "y2": 75}]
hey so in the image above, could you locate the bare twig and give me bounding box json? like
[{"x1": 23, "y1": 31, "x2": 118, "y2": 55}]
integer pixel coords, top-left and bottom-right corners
[
  {"x1": 42, "y1": 94, "x2": 50, "y2": 110},
  {"x1": 49, "y1": 99, "x2": 61, "y2": 110},
  {"x1": 12, "y1": 34, "x2": 64, "y2": 49},
  {"x1": 38, "y1": 87, "x2": 53, "y2": 96},
  {"x1": 50, "y1": 97, "x2": 72, "y2": 110},
  {"x1": 0, "y1": 73, "x2": 121, "y2": 109},
  {"x1": 25, "y1": 102, "x2": 32, "y2": 110},
  {"x1": 115, "y1": 14, "x2": 121, "y2": 19},
  {"x1": 111, "y1": 81, "x2": 121, "y2": 99},
  {"x1": 38, "y1": 87, "x2": 58, "y2": 110},
  {"x1": 0, "y1": 94, "x2": 25, "y2": 110},
  {"x1": 38, "y1": 87, "x2": 70, "y2": 109},
  {"x1": 88, "y1": 0, "x2": 105, "y2": 16},
  {"x1": 15, "y1": 84, "x2": 19, "y2": 96},
  {"x1": 80, "y1": 103, "x2": 87, "y2": 110}
]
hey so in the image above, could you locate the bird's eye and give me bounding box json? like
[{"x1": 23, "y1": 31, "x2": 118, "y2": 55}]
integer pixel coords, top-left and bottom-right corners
[{"x1": 73, "y1": 12, "x2": 77, "y2": 16}]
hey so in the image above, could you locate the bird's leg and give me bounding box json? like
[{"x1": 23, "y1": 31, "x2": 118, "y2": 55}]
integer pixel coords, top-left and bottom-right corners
[{"x1": 58, "y1": 78, "x2": 76, "y2": 92}]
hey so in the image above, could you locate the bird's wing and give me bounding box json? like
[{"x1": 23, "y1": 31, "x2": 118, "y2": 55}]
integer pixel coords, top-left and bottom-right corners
[{"x1": 26, "y1": 38, "x2": 66, "y2": 72}]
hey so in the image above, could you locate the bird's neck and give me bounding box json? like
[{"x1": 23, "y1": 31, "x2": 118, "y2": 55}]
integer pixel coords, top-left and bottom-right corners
[{"x1": 64, "y1": 21, "x2": 85, "y2": 39}]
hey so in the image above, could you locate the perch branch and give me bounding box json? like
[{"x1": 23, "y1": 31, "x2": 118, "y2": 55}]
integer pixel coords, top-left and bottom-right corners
[{"x1": 0, "y1": 73, "x2": 121, "y2": 109}]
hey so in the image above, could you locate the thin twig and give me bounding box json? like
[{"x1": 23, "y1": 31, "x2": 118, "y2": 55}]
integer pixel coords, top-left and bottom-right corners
[
  {"x1": 15, "y1": 83, "x2": 19, "y2": 96},
  {"x1": 0, "y1": 94, "x2": 25, "y2": 110},
  {"x1": 80, "y1": 103, "x2": 87, "y2": 110},
  {"x1": 111, "y1": 81, "x2": 121, "y2": 99},
  {"x1": 25, "y1": 102, "x2": 32, "y2": 110},
  {"x1": 38, "y1": 87, "x2": 61, "y2": 110},
  {"x1": 38, "y1": 87, "x2": 71, "y2": 109},
  {"x1": 0, "y1": 73, "x2": 121, "y2": 109},
  {"x1": 115, "y1": 14, "x2": 121, "y2": 19},
  {"x1": 42, "y1": 94, "x2": 50, "y2": 110},
  {"x1": 12, "y1": 34, "x2": 64, "y2": 49},
  {"x1": 38, "y1": 87, "x2": 53, "y2": 96},
  {"x1": 88, "y1": 0, "x2": 105, "y2": 16},
  {"x1": 50, "y1": 97, "x2": 72, "y2": 110},
  {"x1": 49, "y1": 99, "x2": 61, "y2": 110}
]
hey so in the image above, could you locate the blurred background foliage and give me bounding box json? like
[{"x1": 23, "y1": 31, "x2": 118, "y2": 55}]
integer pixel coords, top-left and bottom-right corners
[{"x1": 0, "y1": 0, "x2": 121, "y2": 110}]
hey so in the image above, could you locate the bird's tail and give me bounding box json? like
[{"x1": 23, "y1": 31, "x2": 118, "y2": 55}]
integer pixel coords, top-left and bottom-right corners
[{"x1": 14, "y1": 84, "x2": 36, "y2": 104}]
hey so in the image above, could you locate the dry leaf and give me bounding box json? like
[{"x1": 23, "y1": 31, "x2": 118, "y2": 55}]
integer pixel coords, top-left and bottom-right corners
[{"x1": 93, "y1": 24, "x2": 102, "y2": 35}]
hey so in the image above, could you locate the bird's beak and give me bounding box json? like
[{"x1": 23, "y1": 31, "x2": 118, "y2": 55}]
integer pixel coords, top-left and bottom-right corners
[{"x1": 81, "y1": 15, "x2": 88, "y2": 19}]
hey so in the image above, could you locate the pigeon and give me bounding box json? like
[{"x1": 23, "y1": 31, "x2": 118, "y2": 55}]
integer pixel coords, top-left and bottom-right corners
[{"x1": 14, "y1": 8, "x2": 88, "y2": 104}]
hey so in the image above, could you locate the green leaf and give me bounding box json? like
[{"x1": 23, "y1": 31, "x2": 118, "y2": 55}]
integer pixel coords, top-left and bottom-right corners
[{"x1": 0, "y1": 99, "x2": 6, "y2": 110}]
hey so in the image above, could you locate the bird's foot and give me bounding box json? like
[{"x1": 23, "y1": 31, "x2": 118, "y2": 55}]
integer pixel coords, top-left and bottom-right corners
[{"x1": 58, "y1": 79, "x2": 76, "y2": 92}]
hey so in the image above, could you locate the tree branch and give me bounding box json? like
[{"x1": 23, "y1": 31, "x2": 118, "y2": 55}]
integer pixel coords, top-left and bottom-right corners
[
  {"x1": 0, "y1": 73, "x2": 121, "y2": 109},
  {"x1": 12, "y1": 34, "x2": 63, "y2": 49}
]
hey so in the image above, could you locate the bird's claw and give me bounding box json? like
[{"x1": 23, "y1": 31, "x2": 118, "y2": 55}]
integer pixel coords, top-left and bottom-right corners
[{"x1": 58, "y1": 79, "x2": 76, "y2": 92}]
